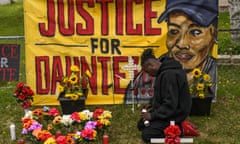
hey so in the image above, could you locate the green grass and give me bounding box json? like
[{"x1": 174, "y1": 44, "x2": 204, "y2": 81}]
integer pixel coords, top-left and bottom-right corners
[
  {"x1": 0, "y1": 1, "x2": 24, "y2": 35},
  {"x1": 1, "y1": 1, "x2": 240, "y2": 143},
  {"x1": 218, "y1": 12, "x2": 240, "y2": 55}
]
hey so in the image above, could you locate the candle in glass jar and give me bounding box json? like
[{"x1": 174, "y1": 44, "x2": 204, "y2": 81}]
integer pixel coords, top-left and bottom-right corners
[
  {"x1": 103, "y1": 134, "x2": 109, "y2": 144},
  {"x1": 10, "y1": 124, "x2": 16, "y2": 140}
]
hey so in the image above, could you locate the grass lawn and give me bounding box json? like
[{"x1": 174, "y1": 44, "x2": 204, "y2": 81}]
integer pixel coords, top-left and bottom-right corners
[{"x1": 1, "y1": 1, "x2": 240, "y2": 144}]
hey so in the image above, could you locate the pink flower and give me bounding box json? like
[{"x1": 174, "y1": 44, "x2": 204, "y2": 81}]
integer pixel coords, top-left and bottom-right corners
[
  {"x1": 48, "y1": 108, "x2": 60, "y2": 117},
  {"x1": 71, "y1": 112, "x2": 80, "y2": 122},
  {"x1": 56, "y1": 135, "x2": 67, "y2": 144}
]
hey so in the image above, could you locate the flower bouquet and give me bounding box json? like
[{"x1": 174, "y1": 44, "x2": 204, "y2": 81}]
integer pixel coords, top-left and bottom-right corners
[
  {"x1": 13, "y1": 82, "x2": 34, "y2": 111},
  {"x1": 189, "y1": 68, "x2": 213, "y2": 116},
  {"x1": 58, "y1": 65, "x2": 92, "y2": 114},
  {"x1": 21, "y1": 106, "x2": 112, "y2": 144},
  {"x1": 189, "y1": 68, "x2": 212, "y2": 99},
  {"x1": 164, "y1": 124, "x2": 181, "y2": 144}
]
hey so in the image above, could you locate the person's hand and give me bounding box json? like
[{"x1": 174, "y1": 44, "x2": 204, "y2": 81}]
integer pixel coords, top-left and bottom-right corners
[{"x1": 141, "y1": 112, "x2": 152, "y2": 121}]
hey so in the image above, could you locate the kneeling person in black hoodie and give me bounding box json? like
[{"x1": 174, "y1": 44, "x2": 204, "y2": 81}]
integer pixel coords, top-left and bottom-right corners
[{"x1": 138, "y1": 48, "x2": 192, "y2": 143}]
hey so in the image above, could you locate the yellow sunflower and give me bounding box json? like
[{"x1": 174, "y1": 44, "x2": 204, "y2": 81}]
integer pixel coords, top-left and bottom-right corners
[
  {"x1": 70, "y1": 65, "x2": 80, "y2": 72},
  {"x1": 192, "y1": 68, "x2": 202, "y2": 78},
  {"x1": 203, "y1": 74, "x2": 211, "y2": 81},
  {"x1": 62, "y1": 76, "x2": 69, "y2": 83},
  {"x1": 70, "y1": 93, "x2": 79, "y2": 101},
  {"x1": 58, "y1": 85, "x2": 65, "y2": 92},
  {"x1": 69, "y1": 74, "x2": 78, "y2": 85},
  {"x1": 198, "y1": 93, "x2": 205, "y2": 99},
  {"x1": 196, "y1": 83, "x2": 204, "y2": 91},
  {"x1": 85, "y1": 70, "x2": 92, "y2": 78}
]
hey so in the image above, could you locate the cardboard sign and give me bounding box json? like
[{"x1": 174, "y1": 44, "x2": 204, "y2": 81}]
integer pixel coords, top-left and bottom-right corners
[{"x1": 0, "y1": 44, "x2": 20, "y2": 81}]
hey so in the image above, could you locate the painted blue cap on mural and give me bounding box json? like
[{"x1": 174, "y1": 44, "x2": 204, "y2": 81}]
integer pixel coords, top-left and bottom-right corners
[{"x1": 157, "y1": 0, "x2": 218, "y2": 27}]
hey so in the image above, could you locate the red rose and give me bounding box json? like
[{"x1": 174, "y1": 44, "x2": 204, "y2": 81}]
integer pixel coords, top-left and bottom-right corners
[
  {"x1": 21, "y1": 100, "x2": 32, "y2": 109},
  {"x1": 16, "y1": 82, "x2": 25, "y2": 89},
  {"x1": 18, "y1": 93, "x2": 27, "y2": 100}
]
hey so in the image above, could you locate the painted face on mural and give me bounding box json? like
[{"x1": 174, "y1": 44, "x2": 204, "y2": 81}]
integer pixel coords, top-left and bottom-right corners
[{"x1": 166, "y1": 11, "x2": 216, "y2": 70}]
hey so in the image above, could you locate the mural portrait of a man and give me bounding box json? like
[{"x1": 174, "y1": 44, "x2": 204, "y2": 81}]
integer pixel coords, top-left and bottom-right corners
[{"x1": 124, "y1": 0, "x2": 218, "y2": 103}]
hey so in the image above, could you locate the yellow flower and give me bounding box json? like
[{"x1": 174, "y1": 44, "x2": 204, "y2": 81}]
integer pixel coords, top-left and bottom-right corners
[
  {"x1": 65, "y1": 93, "x2": 72, "y2": 98},
  {"x1": 53, "y1": 116, "x2": 62, "y2": 125},
  {"x1": 58, "y1": 65, "x2": 90, "y2": 101},
  {"x1": 203, "y1": 74, "x2": 211, "y2": 81},
  {"x1": 189, "y1": 88, "x2": 193, "y2": 94},
  {"x1": 76, "y1": 92, "x2": 83, "y2": 96},
  {"x1": 44, "y1": 137, "x2": 57, "y2": 144},
  {"x1": 198, "y1": 93, "x2": 205, "y2": 99},
  {"x1": 70, "y1": 65, "x2": 80, "y2": 72},
  {"x1": 196, "y1": 83, "x2": 204, "y2": 91},
  {"x1": 70, "y1": 94, "x2": 79, "y2": 101},
  {"x1": 93, "y1": 130, "x2": 97, "y2": 138},
  {"x1": 192, "y1": 68, "x2": 202, "y2": 78},
  {"x1": 62, "y1": 77, "x2": 69, "y2": 83},
  {"x1": 102, "y1": 111, "x2": 112, "y2": 119},
  {"x1": 100, "y1": 118, "x2": 111, "y2": 126},
  {"x1": 47, "y1": 124, "x2": 53, "y2": 130},
  {"x1": 207, "y1": 82, "x2": 212, "y2": 87},
  {"x1": 58, "y1": 85, "x2": 65, "y2": 92},
  {"x1": 79, "y1": 112, "x2": 88, "y2": 121},
  {"x1": 85, "y1": 70, "x2": 92, "y2": 78},
  {"x1": 69, "y1": 74, "x2": 78, "y2": 84}
]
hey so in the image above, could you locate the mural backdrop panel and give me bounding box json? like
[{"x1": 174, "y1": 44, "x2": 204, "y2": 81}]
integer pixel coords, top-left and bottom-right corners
[{"x1": 24, "y1": 0, "x2": 218, "y2": 105}]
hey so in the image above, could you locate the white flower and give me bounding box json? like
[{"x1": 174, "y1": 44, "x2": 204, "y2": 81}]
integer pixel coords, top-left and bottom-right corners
[
  {"x1": 81, "y1": 109, "x2": 93, "y2": 120},
  {"x1": 61, "y1": 115, "x2": 73, "y2": 126},
  {"x1": 23, "y1": 110, "x2": 33, "y2": 119}
]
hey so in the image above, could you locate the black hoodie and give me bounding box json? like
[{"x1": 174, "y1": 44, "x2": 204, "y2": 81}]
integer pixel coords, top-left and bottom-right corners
[{"x1": 150, "y1": 56, "x2": 192, "y2": 124}]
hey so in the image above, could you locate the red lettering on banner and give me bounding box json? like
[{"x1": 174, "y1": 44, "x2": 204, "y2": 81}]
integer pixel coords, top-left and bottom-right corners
[
  {"x1": 76, "y1": 0, "x2": 94, "y2": 35},
  {"x1": 116, "y1": 0, "x2": 123, "y2": 35},
  {"x1": 98, "y1": 57, "x2": 111, "y2": 95},
  {"x1": 35, "y1": 56, "x2": 140, "y2": 96},
  {"x1": 38, "y1": 0, "x2": 161, "y2": 36},
  {"x1": 113, "y1": 56, "x2": 127, "y2": 94},
  {"x1": 144, "y1": 0, "x2": 161, "y2": 35},
  {"x1": 51, "y1": 56, "x2": 64, "y2": 94},
  {"x1": 126, "y1": 0, "x2": 142, "y2": 35},
  {"x1": 65, "y1": 56, "x2": 73, "y2": 76},
  {"x1": 58, "y1": 0, "x2": 75, "y2": 35},
  {"x1": 96, "y1": 0, "x2": 113, "y2": 35},
  {"x1": 80, "y1": 56, "x2": 98, "y2": 94},
  {"x1": 39, "y1": 0, "x2": 56, "y2": 37},
  {"x1": 36, "y1": 56, "x2": 50, "y2": 94}
]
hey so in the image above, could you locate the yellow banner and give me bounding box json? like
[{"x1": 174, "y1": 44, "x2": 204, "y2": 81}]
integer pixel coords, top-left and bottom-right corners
[
  {"x1": 24, "y1": 0, "x2": 218, "y2": 105},
  {"x1": 24, "y1": 0, "x2": 167, "y2": 105}
]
